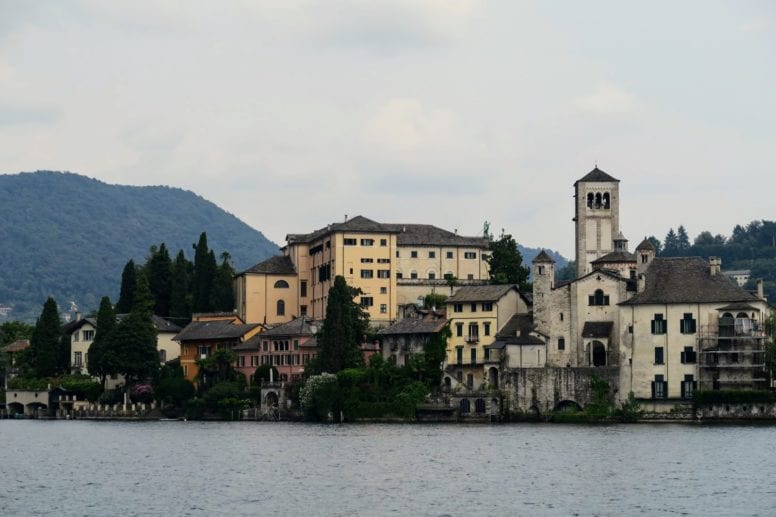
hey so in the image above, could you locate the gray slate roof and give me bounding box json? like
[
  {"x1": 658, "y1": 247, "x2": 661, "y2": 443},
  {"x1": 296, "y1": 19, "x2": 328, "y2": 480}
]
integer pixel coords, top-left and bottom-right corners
[
  {"x1": 582, "y1": 321, "x2": 613, "y2": 338},
  {"x1": 261, "y1": 317, "x2": 316, "y2": 337},
  {"x1": 286, "y1": 215, "x2": 487, "y2": 248},
  {"x1": 635, "y1": 238, "x2": 656, "y2": 252},
  {"x1": 447, "y1": 284, "x2": 518, "y2": 303},
  {"x1": 592, "y1": 251, "x2": 636, "y2": 264},
  {"x1": 490, "y1": 314, "x2": 545, "y2": 347},
  {"x1": 575, "y1": 167, "x2": 619, "y2": 185},
  {"x1": 62, "y1": 317, "x2": 97, "y2": 333},
  {"x1": 377, "y1": 318, "x2": 448, "y2": 336},
  {"x1": 621, "y1": 257, "x2": 762, "y2": 305},
  {"x1": 240, "y1": 255, "x2": 296, "y2": 275},
  {"x1": 151, "y1": 315, "x2": 182, "y2": 333},
  {"x1": 532, "y1": 250, "x2": 555, "y2": 263},
  {"x1": 175, "y1": 320, "x2": 259, "y2": 342}
]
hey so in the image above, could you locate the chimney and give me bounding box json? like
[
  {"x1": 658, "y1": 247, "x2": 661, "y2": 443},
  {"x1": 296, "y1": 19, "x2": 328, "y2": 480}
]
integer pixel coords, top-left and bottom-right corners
[
  {"x1": 344, "y1": 214, "x2": 348, "y2": 221},
  {"x1": 709, "y1": 256, "x2": 721, "y2": 276},
  {"x1": 75, "y1": 311, "x2": 81, "y2": 322},
  {"x1": 757, "y1": 279, "x2": 765, "y2": 300},
  {"x1": 637, "y1": 273, "x2": 646, "y2": 293}
]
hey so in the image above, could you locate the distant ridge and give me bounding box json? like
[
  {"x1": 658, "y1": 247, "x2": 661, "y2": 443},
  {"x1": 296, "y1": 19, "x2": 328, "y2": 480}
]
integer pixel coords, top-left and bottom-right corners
[{"x1": 0, "y1": 171, "x2": 280, "y2": 321}]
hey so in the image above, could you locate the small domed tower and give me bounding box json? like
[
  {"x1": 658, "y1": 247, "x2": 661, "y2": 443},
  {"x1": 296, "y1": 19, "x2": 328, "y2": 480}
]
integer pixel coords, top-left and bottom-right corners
[
  {"x1": 635, "y1": 237, "x2": 656, "y2": 274},
  {"x1": 532, "y1": 250, "x2": 555, "y2": 330}
]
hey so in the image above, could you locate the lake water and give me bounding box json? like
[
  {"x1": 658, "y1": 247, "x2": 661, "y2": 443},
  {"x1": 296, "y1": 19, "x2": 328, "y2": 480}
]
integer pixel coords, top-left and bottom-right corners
[{"x1": 1, "y1": 421, "x2": 775, "y2": 516}]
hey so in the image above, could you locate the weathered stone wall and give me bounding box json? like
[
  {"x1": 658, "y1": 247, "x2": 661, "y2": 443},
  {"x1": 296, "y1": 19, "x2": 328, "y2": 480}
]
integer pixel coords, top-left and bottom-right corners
[{"x1": 502, "y1": 366, "x2": 619, "y2": 415}]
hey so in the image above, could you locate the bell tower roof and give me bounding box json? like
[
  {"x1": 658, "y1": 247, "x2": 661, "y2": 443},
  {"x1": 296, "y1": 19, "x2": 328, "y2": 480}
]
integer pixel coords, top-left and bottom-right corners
[
  {"x1": 574, "y1": 167, "x2": 619, "y2": 186},
  {"x1": 532, "y1": 250, "x2": 556, "y2": 264}
]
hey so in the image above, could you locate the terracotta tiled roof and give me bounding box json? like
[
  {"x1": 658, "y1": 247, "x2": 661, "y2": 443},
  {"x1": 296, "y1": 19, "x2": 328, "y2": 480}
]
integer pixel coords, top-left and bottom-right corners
[
  {"x1": 2, "y1": 339, "x2": 30, "y2": 353},
  {"x1": 621, "y1": 257, "x2": 762, "y2": 305}
]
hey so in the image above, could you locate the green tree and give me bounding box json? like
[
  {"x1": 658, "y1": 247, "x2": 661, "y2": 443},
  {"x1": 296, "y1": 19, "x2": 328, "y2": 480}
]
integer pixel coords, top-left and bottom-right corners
[
  {"x1": 192, "y1": 233, "x2": 217, "y2": 313},
  {"x1": 113, "y1": 277, "x2": 159, "y2": 384},
  {"x1": 29, "y1": 297, "x2": 65, "y2": 377},
  {"x1": 315, "y1": 276, "x2": 368, "y2": 373},
  {"x1": 647, "y1": 235, "x2": 662, "y2": 254},
  {"x1": 676, "y1": 225, "x2": 691, "y2": 250},
  {"x1": 116, "y1": 259, "x2": 137, "y2": 314},
  {"x1": 212, "y1": 251, "x2": 235, "y2": 312},
  {"x1": 0, "y1": 321, "x2": 34, "y2": 346},
  {"x1": 88, "y1": 296, "x2": 119, "y2": 388},
  {"x1": 418, "y1": 322, "x2": 450, "y2": 388},
  {"x1": 146, "y1": 243, "x2": 173, "y2": 317},
  {"x1": 253, "y1": 364, "x2": 279, "y2": 384},
  {"x1": 486, "y1": 233, "x2": 530, "y2": 289},
  {"x1": 196, "y1": 349, "x2": 238, "y2": 389},
  {"x1": 423, "y1": 293, "x2": 447, "y2": 310},
  {"x1": 170, "y1": 249, "x2": 192, "y2": 321},
  {"x1": 663, "y1": 228, "x2": 678, "y2": 255}
]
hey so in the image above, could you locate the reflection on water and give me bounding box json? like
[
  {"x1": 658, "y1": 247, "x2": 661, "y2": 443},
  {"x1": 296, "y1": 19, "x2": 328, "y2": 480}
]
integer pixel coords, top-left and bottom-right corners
[{"x1": 1, "y1": 421, "x2": 775, "y2": 516}]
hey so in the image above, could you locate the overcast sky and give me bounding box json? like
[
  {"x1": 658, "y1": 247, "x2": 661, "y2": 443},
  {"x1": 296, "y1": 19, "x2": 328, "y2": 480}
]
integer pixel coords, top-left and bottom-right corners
[{"x1": 1, "y1": 1, "x2": 773, "y2": 257}]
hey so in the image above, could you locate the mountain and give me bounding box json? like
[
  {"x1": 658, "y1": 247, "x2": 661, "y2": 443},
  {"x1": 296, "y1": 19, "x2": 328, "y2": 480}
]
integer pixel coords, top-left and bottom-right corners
[
  {"x1": 519, "y1": 245, "x2": 568, "y2": 271},
  {"x1": 0, "y1": 171, "x2": 279, "y2": 322}
]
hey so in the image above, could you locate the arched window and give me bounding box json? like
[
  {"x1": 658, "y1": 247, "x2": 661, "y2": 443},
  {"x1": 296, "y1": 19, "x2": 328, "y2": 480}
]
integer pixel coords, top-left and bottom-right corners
[
  {"x1": 277, "y1": 300, "x2": 285, "y2": 316},
  {"x1": 428, "y1": 270, "x2": 436, "y2": 280},
  {"x1": 602, "y1": 192, "x2": 610, "y2": 209},
  {"x1": 410, "y1": 270, "x2": 418, "y2": 279},
  {"x1": 588, "y1": 289, "x2": 609, "y2": 306},
  {"x1": 595, "y1": 192, "x2": 602, "y2": 208},
  {"x1": 587, "y1": 193, "x2": 594, "y2": 208},
  {"x1": 475, "y1": 399, "x2": 486, "y2": 413},
  {"x1": 274, "y1": 280, "x2": 289, "y2": 288},
  {"x1": 459, "y1": 399, "x2": 471, "y2": 414}
]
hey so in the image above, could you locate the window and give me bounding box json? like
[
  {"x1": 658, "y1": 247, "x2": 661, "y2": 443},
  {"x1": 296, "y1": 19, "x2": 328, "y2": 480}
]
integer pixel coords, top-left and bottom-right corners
[
  {"x1": 360, "y1": 258, "x2": 374, "y2": 263},
  {"x1": 318, "y1": 264, "x2": 331, "y2": 282},
  {"x1": 361, "y1": 239, "x2": 374, "y2": 246},
  {"x1": 470, "y1": 303, "x2": 477, "y2": 312},
  {"x1": 377, "y1": 258, "x2": 390, "y2": 263},
  {"x1": 470, "y1": 348, "x2": 477, "y2": 364},
  {"x1": 444, "y1": 272, "x2": 454, "y2": 280},
  {"x1": 482, "y1": 302, "x2": 493, "y2": 312},
  {"x1": 158, "y1": 350, "x2": 167, "y2": 363},
  {"x1": 654, "y1": 347, "x2": 664, "y2": 365},
  {"x1": 360, "y1": 269, "x2": 374, "y2": 279},
  {"x1": 641, "y1": 254, "x2": 649, "y2": 264},
  {"x1": 238, "y1": 355, "x2": 245, "y2": 367},
  {"x1": 453, "y1": 303, "x2": 463, "y2": 313},
  {"x1": 396, "y1": 250, "x2": 400, "y2": 258},
  {"x1": 73, "y1": 331, "x2": 79, "y2": 342},
  {"x1": 294, "y1": 340, "x2": 299, "y2": 351},
  {"x1": 277, "y1": 300, "x2": 285, "y2": 316},
  {"x1": 560, "y1": 312, "x2": 564, "y2": 321},
  {"x1": 380, "y1": 239, "x2": 387, "y2": 246},
  {"x1": 380, "y1": 304, "x2": 387, "y2": 314},
  {"x1": 651, "y1": 314, "x2": 666, "y2": 334},
  {"x1": 456, "y1": 347, "x2": 463, "y2": 364},
  {"x1": 446, "y1": 251, "x2": 454, "y2": 259},
  {"x1": 587, "y1": 192, "x2": 594, "y2": 208},
  {"x1": 588, "y1": 289, "x2": 609, "y2": 306},
  {"x1": 263, "y1": 341, "x2": 269, "y2": 352},
  {"x1": 326, "y1": 240, "x2": 331, "y2": 248},
  {"x1": 464, "y1": 252, "x2": 476, "y2": 259},
  {"x1": 251, "y1": 355, "x2": 259, "y2": 367},
  {"x1": 428, "y1": 272, "x2": 436, "y2": 280},
  {"x1": 300, "y1": 280, "x2": 307, "y2": 298},
  {"x1": 83, "y1": 330, "x2": 95, "y2": 341},
  {"x1": 274, "y1": 280, "x2": 289, "y2": 288},
  {"x1": 396, "y1": 272, "x2": 403, "y2": 279},
  {"x1": 344, "y1": 238, "x2": 357, "y2": 246},
  {"x1": 410, "y1": 271, "x2": 418, "y2": 279},
  {"x1": 360, "y1": 297, "x2": 374, "y2": 308},
  {"x1": 558, "y1": 337, "x2": 565, "y2": 351},
  {"x1": 602, "y1": 192, "x2": 610, "y2": 209},
  {"x1": 466, "y1": 374, "x2": 473, "y2": 387},
  {"x1": 680, "y1": 313, "x2": 697, "y2": 334},
  {"x1": 300, "y1": 305, "x2": 307, "y2": 316},
  {"x1": 652, "y1": 375, "x2": 667, "y2": 399},
  {"x1": 681, "y1": 375, "x2": 695, "y2": 399},
  {"x1": 538, "y1": 265, "x2": 545, "y2": 275},
  {"x1": 411, "y1": 251, "x2": 418, "y2": 258},
  {"x1": 680, "y1": 346, "x2": 697, "y2": 364},
  {"x1": 456, "y1": 323, "x2": 463, "y2": 337},
  {"x1": 484, "y1": 322, "x2": 491, "y2": 336},
  {"x1": 460, "y1": 398, "x2": 470, "y2": 413},
  {"x1": 467, "y1": 274, "x2": 474, "y2": 280},
  {"x1": 199, "y1": 345, "x2": 210, "y2": 358},
  {"x1": 468, "y1": 323, "x2": 479, "y2": 342},
  {"x1": 73, "y1": 351, "x2": 82, "y2": 367},
  {"x1": 378, "y1": 270, "x2": 390, "y2": 278},
  {"x1": 380, "y1": 287, "x2": 387, "y2": 294},
  {"x1": 429, "y1": 251, "x2": 436, "y2": 258}
]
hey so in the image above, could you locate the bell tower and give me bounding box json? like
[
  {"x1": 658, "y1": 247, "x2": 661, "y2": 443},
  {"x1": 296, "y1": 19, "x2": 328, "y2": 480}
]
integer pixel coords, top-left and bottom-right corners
[{"x1": 574, "y1": 167, "x2": 620, "y2": 277}]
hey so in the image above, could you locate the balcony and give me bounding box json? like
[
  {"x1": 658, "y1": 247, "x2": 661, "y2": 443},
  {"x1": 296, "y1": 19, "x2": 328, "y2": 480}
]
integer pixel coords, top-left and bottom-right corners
[{"x1": 465, "y1": 336, "x2": 479, "y2": 344}]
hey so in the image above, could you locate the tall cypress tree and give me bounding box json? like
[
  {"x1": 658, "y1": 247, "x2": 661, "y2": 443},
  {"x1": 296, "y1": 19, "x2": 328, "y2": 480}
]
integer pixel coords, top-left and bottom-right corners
[
  {"x1": 170, "y1": 249, "x2": 192, "y2": 320},
  {"x1": 29, "y1": 297, "x2": 64, "y2": 378},
  {"x1": 116, "y1": 260, "x2": 137, "y2": 314},
  {"x1": 192, "y1": 233, "x2": 216, "y2": 313},
  {"x1": 316, "y1": 276, "x2": 368, "y2": 373},
  {"x1": 213, "y1": 251, "x2": 235, "y2": 312},
  {"x1": 113, "y1": 276, "x2": 159, "y2": 384},
  {"x1": 147, "y1": 243, "x2": 173, "y2": 316},
  {"x1": 88, "y1": 296, "x2": 119, "y2": 388}
]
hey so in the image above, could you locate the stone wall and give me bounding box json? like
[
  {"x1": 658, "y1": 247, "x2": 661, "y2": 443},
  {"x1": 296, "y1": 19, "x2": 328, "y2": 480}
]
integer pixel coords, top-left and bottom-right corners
[{"x1": 502, "y1": 366, "x2": 619, "y2": 415}]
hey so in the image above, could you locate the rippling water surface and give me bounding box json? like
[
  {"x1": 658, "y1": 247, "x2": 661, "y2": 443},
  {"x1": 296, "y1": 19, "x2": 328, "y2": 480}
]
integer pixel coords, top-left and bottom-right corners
[{"x1": 2, "y1": 421, "x2": 776, "y2": 516}]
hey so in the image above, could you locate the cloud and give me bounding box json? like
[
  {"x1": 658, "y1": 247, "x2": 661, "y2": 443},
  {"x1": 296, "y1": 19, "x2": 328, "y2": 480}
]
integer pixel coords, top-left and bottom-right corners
[
  {"x1": 574, "y1": 83, "x2": 639, "y2": 115},
  {"x1": 737, "y1": 19, "x2": 769, "y2": 32}
]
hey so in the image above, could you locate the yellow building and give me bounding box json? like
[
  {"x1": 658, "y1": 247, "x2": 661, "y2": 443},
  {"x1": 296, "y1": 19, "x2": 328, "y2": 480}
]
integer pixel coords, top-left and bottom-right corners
[
  {"x1": 235, "y1": 256, "x2": 300, "y2": 325},
  {"x1": 444, "y1": 284, "x2": 530, "y2": 389}
]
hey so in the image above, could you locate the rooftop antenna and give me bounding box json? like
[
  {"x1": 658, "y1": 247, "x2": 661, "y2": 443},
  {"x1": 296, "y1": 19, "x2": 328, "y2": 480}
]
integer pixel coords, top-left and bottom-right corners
[{"x1": 344, "y1": 214, "x2": 348, "y2": 221}]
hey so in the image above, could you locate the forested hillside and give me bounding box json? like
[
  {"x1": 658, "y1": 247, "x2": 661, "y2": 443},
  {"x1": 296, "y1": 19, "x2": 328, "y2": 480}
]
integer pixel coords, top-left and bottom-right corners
[
  {"x1": 0, "y1": 171, "x2": 279, "y2": 322},
  {"x1": 650, "y1": 221, "x2": 776, "y2": 300}
]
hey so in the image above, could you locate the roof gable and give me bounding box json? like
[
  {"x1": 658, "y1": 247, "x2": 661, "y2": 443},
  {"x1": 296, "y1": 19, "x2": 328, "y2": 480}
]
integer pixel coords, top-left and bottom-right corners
[
  {"x1": 240, "y1": 255, "x2": 296, "y2": 275},
  {"x1": 575, "y1": 167, "x2": 619, "y2": 185}
]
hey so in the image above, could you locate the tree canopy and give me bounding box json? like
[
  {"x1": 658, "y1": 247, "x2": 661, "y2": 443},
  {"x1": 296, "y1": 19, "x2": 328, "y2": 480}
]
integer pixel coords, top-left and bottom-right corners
[
  {"x1": 29, "y1": 297, "x2": 67, "y2": 378},
  {"x1": 88, "y1": 296, "x2": 119, "y2": 387},
  {"x1": 486, "y1": 233, "x2": 530, "y2": 290},
  {"x1": 313, "y1": 276, "x2": 368, "y2": 373}
]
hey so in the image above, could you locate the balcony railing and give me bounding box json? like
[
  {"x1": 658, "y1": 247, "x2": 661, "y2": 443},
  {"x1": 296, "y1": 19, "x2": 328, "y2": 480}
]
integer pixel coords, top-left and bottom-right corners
[{"x1": 465, "y1": 336, "x2": 479, "y2": 344}]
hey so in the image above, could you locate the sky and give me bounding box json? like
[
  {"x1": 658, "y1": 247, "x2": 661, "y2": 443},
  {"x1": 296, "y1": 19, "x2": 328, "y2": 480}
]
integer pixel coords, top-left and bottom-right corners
[{"x1": 1, "y1": 1, "x2": 774, "y2": 258}]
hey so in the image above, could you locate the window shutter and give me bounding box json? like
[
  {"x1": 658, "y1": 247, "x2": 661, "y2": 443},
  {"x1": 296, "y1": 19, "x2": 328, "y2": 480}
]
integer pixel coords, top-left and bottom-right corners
[
  {"x1": 651, "y1": 381, "x2": 656, "y2": 399},
  {"x1": 680, "y1": 382, "x2": 685, "y2": 399},
  {"x1": 663, "y1": 381, "x2": 668, "y2": 398},
  {"x1": 651, "y1": 320, "x2": 656, "y2": 334},
  {"x1": 691, "y1": 320, "x2": 697, "y2": 333},
  {"x1": 680, "y1": 351, "x2": 685, "y2": 363}
]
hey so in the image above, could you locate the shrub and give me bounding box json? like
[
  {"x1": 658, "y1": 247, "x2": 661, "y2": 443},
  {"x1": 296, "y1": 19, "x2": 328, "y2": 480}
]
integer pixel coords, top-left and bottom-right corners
[
  {"x1": 156, "y1": 377, "x2": 195, "y2": 406},
  {"x1": 185, "y1": 397, "x2": 205, "y2": 420},
  {"x1": 203, "y1": 381, "x2": 243, "y2": 412},
  {"x1": 130, "y1": 383, "x2": 155, "y2": 404},
  {"x1": 300, "y1": 373, "x2": 340, "y2": 421}
]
